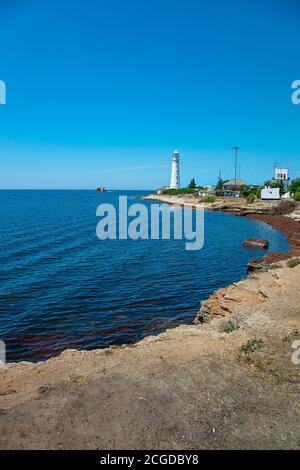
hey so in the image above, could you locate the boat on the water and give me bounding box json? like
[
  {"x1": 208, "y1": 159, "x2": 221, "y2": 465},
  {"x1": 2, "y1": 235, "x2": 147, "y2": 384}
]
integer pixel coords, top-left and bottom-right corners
[{"x1": 96, "y1": 187, "x2": 105, "y2": 192}]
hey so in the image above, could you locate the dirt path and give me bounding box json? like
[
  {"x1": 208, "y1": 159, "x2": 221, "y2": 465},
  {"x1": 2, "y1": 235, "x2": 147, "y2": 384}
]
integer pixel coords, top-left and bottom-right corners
[{"x1": 1, "y1": 262, "x2": 299, "y2": 449}]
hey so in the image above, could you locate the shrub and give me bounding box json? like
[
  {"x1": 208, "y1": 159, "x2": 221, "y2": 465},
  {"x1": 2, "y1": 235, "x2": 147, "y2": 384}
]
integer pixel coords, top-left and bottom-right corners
[
  {"x1": 246, "y1": 194, "x2": 256, "y2": 204},
  {"x1": 287, "y1": 258, "x2": 300, "y2": 268},
  {"x1": 240, "y1": 338, "x2": 263, "y2": 354},
  {"x1": 188, "y1": 178, "x2": 196, "y2": 189},
  {"x1": 267, "y1": 263, "x2": 281, "y2": 270},
  {"x1": 203, "y1": 195, "x2": 215, "y2": 203},
  {"x1": 240, "y1": 185, "x2": 250, "y2": 198},
  {"x1": 290, "y1": 178, "x2": 300, "y2": 195},
  {"x1": 269, "y1": 199, "x2": 296, "y2": 215},
  {"x1": 294, "y1": 192, "x2": 300, "y2": 202},
  {"x1": 224, "y1": 318, "x2": 239, "y2": 333},
  {"x1": 161, "y1": 188, "x2": 198, "y2": 195}
]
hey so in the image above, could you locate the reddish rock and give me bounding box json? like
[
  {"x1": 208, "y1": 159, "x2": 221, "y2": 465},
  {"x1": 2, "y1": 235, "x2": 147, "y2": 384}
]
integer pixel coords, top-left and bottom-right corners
[{"x1": 243, "y1": 238, "x2": 269, "y2": 249}]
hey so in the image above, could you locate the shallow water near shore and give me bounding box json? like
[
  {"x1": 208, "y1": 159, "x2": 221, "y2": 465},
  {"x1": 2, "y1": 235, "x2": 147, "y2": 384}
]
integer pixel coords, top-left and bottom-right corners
[{"x1": 0, "y1": 190, "x2": 290, "y2": 362}]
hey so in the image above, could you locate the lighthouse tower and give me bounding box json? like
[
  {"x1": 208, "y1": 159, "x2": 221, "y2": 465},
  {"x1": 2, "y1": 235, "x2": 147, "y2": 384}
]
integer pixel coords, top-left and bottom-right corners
[{"x1": 170, "y1": 150, "x2": 180, "y2": 189}]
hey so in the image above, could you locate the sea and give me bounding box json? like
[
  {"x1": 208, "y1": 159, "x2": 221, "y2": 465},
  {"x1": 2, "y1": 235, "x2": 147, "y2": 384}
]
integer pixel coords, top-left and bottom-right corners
[{"x1": 0, "y1": 190, "x2": 289, "y2": 362}]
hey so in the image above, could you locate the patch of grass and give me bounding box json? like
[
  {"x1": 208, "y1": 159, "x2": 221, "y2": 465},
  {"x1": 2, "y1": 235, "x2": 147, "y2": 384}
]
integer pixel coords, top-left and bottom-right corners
[
  {"x1": 263, "y1": 367, "x2": 278, "y2": 375},
  {"x1": 161, "y1": 188, "x2": 198, "y2": 195},
  {"x1": 224, "y1": 318, "x2": 239, "y2": 333},
  {"x1": 240, "y1": 338, "x2": 263, "y2": 354},
  {"x1": 99, "y1": 368, "x2": 107, "y2": 374},
  {"x1": 287, "y1": 258, "x2": 300, "y2": 268}
]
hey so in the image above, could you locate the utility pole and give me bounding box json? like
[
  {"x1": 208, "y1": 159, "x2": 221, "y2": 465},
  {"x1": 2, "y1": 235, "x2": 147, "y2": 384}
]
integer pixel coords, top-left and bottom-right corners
[{"x1": 232, "y1": 146, "x2": 240, "y2": 186}]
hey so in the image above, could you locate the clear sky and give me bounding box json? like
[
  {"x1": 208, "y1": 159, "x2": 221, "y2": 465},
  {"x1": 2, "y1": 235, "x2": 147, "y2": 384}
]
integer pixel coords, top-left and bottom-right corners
[{"x1": 0, "y1": 0, "x2": 299, "y2": 189}]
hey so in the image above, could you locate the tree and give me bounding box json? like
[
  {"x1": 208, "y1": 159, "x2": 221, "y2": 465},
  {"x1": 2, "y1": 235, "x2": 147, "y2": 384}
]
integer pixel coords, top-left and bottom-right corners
[
  {"x1": 290, "y1": 178, "x2": 300, "y2": 195},
  {"x1": 240, "y1": 185, "x2": 250, "y2": 197},
  {"x1": 241, "y1": 185, "x2": 262, "y2": 198},
  {"x1": 215, "y1": 178, "x2": 224, "y2": 190},
  {"x1": 188, "y1": 178, "x2": 196, "y2": 189},
  {"x1": 294, "y1": 192, "x2": 300, "y2": 202}
]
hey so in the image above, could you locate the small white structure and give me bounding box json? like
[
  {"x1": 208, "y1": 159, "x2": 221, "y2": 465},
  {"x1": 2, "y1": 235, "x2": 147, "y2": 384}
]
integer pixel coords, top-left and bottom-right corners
[
  {"x1": 261, "y1": 187, "x2": 280, "y2": 200},
  {"x1": 0, "y1": 80, "x2": 6, "y2": 105},
  {"x1": 170, "y1": 150, "x2": 180, "y2": 189},
  {"x1": 275, "y1": 167, "x2": 289, "y2": 181}
]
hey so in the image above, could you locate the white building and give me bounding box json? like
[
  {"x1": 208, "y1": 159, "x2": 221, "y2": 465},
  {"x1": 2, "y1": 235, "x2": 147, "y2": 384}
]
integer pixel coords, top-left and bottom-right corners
[
  {"x1": 170, "y1": 150, "x2": 180, "y2": 189},
  {"x1": 261, "y1": 187, "x2": 280, "y2": 200},
  {"x1": 275, "y1": 167, "x2": 289, "y2": 181}
]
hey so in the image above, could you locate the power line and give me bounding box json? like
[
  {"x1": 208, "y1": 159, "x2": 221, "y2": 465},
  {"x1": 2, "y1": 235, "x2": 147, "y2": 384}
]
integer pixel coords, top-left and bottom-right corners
[{"x1": 232, "y1": 146, "x2": 240, "y2": 185}]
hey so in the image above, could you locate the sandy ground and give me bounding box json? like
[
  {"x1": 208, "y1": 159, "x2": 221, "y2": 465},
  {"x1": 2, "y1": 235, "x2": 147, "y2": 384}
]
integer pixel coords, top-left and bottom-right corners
[
  {"x1": 0, "y1": 259, "x2": 300, "y2": 450},
  {"x1": 142, "y1": 194, "x2": 279, "y2": 213}
]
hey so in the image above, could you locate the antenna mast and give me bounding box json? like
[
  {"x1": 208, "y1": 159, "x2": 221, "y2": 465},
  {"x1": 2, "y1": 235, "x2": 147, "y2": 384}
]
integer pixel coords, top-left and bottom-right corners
[{"x1": 232, "y1": 146, "x2": 240, "y2": 186}]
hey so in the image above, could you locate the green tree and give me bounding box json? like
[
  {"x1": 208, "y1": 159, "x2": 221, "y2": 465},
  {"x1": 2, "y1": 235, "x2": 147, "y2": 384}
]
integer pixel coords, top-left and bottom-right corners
[
  {"x1": 240, "y1": 185, "x2": 250, "y2": 197},
  {"x1": 294, "y1": 192, "x2": 300, "y2": 202},
  {"x1": 188, "y1": 178, "x2": 196, "y2": 189},
  {"x1": 290, "y1": 178, "x2": 300, "y2": 195},
  {"x1": 215, "y1": 178, "x2": 224, "y2": 190}
]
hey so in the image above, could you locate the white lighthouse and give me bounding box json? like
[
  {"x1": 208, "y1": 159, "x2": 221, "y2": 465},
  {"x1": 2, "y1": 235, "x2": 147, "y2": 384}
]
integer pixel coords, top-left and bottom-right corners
[{"x1": 170, "y1": 150, "x2": 180, "y2": 189}]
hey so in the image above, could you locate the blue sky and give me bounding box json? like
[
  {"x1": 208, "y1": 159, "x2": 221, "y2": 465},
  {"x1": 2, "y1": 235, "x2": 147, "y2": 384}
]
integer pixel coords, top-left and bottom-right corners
[{"x1": 0, "y1": 0, "x2": 299, "y2": 189}]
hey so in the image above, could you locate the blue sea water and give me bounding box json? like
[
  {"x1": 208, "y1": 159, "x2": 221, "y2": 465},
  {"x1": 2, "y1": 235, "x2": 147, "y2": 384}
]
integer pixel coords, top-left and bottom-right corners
[{"x1": 0, "y1": 190, "x2": 289, "y2": 362}]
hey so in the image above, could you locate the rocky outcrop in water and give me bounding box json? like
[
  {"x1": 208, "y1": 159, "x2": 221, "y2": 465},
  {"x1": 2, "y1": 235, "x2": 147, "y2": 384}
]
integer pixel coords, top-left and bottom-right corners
[
  {"x1": 243, "y1": 238, "x2": 269, "y2": 249},
  {"x1": 247, "y1": 214, "x2": 300, "y2": 271}
]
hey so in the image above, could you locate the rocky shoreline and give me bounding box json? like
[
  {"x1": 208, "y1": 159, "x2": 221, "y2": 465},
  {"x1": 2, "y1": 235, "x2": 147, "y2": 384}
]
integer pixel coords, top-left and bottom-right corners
[
  {"x1": 143, "y1": 194, "x2": 300, "y2": 325},
  {"x1": 0, "y1": 195, "x2": 300, "y2": 449},
  {"x1": 1, "y1": 260, "x2": 299, "y2": 449},
  {"x1": 247, "y1": 213, "x2": 300, "y2": 269}
]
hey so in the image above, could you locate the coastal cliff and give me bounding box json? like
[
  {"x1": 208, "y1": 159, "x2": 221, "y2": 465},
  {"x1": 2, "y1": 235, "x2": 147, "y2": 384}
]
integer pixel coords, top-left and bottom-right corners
[{"x1": 0, "y1": 196, "x2": 300, "y2": 450}]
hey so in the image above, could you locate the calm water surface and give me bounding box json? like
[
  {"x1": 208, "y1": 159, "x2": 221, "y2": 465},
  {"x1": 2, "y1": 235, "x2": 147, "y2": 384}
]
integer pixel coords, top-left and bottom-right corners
[{"x1": 0, "y1": 190, "x2": 289, "y2": 362}]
